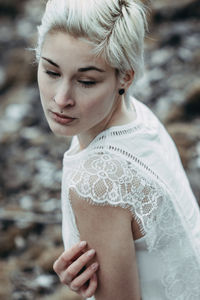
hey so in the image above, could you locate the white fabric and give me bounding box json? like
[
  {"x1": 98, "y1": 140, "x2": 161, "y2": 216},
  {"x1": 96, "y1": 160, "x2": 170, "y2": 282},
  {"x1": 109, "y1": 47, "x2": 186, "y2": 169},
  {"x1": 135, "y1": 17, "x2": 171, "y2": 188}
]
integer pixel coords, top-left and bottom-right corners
[{"x1": 61, "y1": 97, "x2": 200, "y2": 300}]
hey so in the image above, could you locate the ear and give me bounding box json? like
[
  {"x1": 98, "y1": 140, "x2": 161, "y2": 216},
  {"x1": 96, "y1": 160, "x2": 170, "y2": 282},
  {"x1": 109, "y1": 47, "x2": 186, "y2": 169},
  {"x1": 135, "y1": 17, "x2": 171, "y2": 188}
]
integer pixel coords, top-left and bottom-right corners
[{"x1": 120, "y1": 69, "x2": 134, "y2": 90}]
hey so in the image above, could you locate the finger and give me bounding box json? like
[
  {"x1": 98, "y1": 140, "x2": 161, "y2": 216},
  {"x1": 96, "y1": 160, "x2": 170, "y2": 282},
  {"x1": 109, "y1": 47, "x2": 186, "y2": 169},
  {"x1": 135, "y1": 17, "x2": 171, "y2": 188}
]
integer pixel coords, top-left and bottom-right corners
[
  {"x1": 66, "y1": 249, "x2": 96, "y2": 282},
  {"x1": 80, "y1": 273, "x2": 98, "y2": 298},
  {"x1": 70, "y1": 262, "x2": 99, "y2": 293},
  {"x1": 53, "y1": 241, "x2": 87, "y2": 273},
  {"x1": 60, "y1": 249, "x2": 96, "y2": 285},
  {"x1": 55, "y1": 247, "x2": 96, "y2": 287}
]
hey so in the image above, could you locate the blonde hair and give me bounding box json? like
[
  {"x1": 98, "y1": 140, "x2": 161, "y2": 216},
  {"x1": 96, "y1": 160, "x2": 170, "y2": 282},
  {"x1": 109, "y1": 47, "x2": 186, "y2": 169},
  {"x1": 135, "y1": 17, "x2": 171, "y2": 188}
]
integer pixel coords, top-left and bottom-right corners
[{"x1": 36, "y1": 0, "x2": 147, "y2": 105}]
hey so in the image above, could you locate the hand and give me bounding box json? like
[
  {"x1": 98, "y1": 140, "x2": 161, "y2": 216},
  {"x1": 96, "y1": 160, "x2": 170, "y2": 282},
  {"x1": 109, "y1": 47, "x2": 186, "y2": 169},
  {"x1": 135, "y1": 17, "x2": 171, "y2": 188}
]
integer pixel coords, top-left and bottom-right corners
[{"x1": 53, "y1": 241, "x2": 99, "y2": 298}]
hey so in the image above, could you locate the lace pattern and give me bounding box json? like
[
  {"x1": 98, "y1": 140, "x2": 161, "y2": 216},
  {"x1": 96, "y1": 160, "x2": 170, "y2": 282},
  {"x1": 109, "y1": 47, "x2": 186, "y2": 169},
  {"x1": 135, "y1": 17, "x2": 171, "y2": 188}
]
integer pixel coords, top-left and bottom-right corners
[
  {"x1": 62, "y1": 145, "x2": 200, "y2": 299},
  {"x1": 62, "y1": 150, "x2": 200, "y2": 300},
  {"x1": 68, "y1": 153, "x2": 167, "y2": 247}
]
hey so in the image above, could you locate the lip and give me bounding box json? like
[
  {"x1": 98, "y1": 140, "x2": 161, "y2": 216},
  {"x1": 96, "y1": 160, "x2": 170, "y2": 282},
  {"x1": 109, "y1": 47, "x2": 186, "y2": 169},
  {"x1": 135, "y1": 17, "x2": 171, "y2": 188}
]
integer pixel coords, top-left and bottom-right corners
[{"x1": 50, "y1": 111, "x2": 77, "y2": 125}]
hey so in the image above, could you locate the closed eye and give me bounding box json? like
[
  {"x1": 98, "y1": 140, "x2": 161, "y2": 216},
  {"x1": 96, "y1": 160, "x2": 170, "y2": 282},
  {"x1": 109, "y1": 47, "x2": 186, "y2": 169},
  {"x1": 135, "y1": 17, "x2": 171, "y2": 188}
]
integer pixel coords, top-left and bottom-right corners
[
  {"x1": 45, "y1": 70, "x2": 60, "y2": 77},
  {"x1": 78, "y1": 80, "x2": 96, "y2": 88}
]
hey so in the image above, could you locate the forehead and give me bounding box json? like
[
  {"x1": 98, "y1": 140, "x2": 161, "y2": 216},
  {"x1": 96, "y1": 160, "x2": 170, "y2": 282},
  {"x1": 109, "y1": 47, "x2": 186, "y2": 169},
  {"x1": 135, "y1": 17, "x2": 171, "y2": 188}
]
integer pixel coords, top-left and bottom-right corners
[{"x1": 41, "y1": 31, "x2": 110, "y2": 71}]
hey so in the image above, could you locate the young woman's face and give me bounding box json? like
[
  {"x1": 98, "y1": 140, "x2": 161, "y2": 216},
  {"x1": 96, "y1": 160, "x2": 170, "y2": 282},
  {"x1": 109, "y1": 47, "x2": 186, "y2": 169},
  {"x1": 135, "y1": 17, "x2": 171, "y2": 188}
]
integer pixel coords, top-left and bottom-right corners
[{"x1": 37, "y1": 32, "x2": 121, "y2": 142}]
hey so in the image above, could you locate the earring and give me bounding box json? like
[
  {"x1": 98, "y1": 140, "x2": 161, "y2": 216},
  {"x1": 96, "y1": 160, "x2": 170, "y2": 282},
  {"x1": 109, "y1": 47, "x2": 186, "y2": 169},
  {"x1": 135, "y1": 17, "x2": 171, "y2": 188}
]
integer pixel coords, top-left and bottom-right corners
[{"x1": 119, "y1": 89, "x2": 125, "y2": 95}]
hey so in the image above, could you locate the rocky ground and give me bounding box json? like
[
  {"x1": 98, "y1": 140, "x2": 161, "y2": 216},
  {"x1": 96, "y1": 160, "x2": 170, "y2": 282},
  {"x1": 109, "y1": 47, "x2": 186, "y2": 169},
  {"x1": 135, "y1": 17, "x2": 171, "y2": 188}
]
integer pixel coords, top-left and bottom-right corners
[{"x1": 0, "y1": 0, "x2": 200, "y2": 299}]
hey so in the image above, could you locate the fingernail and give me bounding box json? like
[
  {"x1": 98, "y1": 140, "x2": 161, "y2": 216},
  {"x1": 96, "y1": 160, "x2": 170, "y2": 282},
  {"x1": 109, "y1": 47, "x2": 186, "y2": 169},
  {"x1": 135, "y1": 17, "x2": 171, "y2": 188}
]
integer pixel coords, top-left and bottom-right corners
[
  {"x1": 87, "y1": 249, "x2": 95, "y2": 257},
  {"x1": 79, "y1": 241, "x2": 87, "y2": 248},
  {"x1": 91, "y1": 262, "x2": 99, "y2": 270},
  {"x1": 71, "y1": 286, "x2": 79, "y2": 291}
]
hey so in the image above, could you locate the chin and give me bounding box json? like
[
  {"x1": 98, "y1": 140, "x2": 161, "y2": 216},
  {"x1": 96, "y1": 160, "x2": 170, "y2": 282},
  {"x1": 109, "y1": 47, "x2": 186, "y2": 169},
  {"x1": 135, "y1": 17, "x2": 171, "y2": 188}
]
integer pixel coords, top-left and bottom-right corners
[{"x1": 48, "y1": 122, "x2": 76, "y2": 137}]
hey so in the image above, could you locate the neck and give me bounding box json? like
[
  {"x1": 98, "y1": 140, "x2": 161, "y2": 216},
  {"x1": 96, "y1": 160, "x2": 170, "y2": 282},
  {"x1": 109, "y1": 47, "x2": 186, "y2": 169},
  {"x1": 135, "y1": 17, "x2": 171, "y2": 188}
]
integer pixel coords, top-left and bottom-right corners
[{"x1": 77, "y1": 96, "x2": 135, "y2": 150}]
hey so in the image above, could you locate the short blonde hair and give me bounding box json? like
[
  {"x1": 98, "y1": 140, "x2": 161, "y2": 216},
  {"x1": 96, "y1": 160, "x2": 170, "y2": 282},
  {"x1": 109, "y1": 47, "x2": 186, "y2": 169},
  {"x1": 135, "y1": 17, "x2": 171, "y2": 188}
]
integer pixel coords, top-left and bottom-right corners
[{"x1": 36, "y1": 0, "x2": 147, "y2": 105}]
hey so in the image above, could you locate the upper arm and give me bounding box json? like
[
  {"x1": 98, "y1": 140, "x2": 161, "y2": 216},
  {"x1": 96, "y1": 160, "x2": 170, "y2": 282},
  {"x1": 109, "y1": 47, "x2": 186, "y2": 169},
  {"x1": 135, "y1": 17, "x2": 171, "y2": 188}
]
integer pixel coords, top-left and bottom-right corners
[
  {"x1": 70, "y1": 190, "x2": 141, "y2": 300},
  {"x1": 67, "y1": 153, "x2": 162, "y2": 299}
]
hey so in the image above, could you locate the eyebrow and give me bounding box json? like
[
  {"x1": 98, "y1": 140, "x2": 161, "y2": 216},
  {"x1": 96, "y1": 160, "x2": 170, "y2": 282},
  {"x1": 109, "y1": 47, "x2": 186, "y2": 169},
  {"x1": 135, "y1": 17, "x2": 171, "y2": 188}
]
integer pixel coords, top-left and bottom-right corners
[
  {"x1": 42, "y1": 57, "x2": 59, "y2": 68},
  {"x1": 42, "y1": 57, "x2": 105, "y2": 73},
  {"x1": 78, "y1": 66, "x2": 105, "y2": 73}
]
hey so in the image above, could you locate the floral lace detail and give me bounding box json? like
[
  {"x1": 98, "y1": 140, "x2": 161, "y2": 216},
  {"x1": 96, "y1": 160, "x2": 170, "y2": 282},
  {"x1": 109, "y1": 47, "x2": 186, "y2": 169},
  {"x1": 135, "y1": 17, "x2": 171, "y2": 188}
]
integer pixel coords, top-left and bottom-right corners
[
  {"x1": 69, "y1": 153, "x2": 165, "y2": 245},
  {"x1": 62, "y1": 150, "x2": 200, "y2": 300},
  {"x1": 162, "y1": 250, "x2": 200, "y2": 299}
]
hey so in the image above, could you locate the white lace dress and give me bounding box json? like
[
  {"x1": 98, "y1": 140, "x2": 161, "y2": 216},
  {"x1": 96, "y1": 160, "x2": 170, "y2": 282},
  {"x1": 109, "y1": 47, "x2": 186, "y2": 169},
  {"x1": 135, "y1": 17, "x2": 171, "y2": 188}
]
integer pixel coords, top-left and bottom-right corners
[{"x1": 61, "y1": 97, "x2": 200, "y2": 300}]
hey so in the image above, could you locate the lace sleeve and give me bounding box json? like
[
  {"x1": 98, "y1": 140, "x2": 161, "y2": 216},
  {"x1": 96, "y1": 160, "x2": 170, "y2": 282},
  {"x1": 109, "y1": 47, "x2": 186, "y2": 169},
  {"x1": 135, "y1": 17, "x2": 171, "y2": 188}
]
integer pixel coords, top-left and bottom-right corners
[
  {"x1": 68, "y1": 152, "x2": 165, "y2": 244},
  {"x1": 63, "y1": 151, "x2": 200, "y2": 300}
]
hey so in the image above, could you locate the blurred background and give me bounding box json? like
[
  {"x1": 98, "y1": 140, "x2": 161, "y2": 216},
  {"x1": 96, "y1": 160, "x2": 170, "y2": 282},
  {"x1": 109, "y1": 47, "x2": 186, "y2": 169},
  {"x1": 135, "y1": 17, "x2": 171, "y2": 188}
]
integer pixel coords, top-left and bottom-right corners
[{"x1": 0, "y1": 0, "x2": 200, "y2": 299}]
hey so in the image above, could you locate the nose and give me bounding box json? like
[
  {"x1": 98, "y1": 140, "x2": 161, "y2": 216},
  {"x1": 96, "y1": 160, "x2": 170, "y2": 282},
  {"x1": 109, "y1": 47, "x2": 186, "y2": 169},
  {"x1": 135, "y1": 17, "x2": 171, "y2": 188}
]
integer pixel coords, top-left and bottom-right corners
[{"x1": 54, "y1": 82, "x2": 75, "y2": 110}]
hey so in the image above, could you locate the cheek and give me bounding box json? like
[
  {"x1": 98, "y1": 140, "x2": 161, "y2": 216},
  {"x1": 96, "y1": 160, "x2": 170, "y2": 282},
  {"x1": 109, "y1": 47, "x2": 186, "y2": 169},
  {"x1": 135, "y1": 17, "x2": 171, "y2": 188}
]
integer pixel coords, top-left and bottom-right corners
[{"x1": 85, "y1": 83, "x2": 117, "y2": 115}]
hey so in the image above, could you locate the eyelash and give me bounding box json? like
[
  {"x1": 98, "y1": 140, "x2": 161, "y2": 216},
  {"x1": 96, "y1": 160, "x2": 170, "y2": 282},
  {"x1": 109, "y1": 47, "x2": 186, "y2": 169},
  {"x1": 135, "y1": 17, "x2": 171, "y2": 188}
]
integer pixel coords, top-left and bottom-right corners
[
  {"x1": 45, "y1": 70, "x2": 60, "y2": 77},
  {"x1": 45, "y1": 70, "x2": 96, "y2": 88},
  {"x1": 78, "y1": 81, "x2": 96, "y2": 88}
]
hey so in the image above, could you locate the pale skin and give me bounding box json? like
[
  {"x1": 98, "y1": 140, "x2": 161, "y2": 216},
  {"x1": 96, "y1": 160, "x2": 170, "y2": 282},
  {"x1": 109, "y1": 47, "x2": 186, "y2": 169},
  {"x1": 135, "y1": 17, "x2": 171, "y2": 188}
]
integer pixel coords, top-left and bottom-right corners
[
  {"x1": 53, "y1": 241, "x2": 99, "y2": 298},
  {"x1": 38, "y1": 31, "x2": 142, "y2": 299}
]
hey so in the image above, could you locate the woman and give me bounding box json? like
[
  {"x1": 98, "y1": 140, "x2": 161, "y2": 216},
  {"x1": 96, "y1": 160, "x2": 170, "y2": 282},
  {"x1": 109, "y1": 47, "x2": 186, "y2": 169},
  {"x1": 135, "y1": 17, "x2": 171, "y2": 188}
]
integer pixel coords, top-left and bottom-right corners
[{"x1": 36, "y1": 0, "x2": 200, "y2": 299}]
